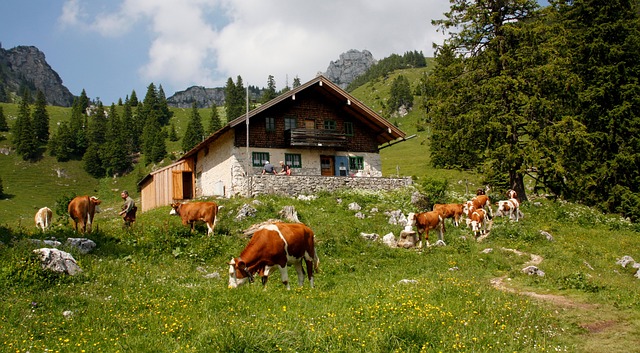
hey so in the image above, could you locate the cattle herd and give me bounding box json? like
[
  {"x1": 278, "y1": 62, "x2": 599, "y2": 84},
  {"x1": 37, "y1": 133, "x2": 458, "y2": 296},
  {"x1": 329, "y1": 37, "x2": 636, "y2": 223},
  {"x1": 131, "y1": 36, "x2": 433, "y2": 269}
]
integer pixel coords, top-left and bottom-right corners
[
  {"x1": 32, "y1": 189, "x2": 522, "y2": 290},
  {"x1": 409, "y1": 188, "x2": 523, "y2": 247}
]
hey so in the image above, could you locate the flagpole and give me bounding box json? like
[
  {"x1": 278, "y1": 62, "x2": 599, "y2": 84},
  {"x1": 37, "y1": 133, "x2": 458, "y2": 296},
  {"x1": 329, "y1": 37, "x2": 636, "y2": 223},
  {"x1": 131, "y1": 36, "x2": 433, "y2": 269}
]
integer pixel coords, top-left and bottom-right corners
[{"x1": 246, "y1": 85, "x2": 250, "y2": 196}]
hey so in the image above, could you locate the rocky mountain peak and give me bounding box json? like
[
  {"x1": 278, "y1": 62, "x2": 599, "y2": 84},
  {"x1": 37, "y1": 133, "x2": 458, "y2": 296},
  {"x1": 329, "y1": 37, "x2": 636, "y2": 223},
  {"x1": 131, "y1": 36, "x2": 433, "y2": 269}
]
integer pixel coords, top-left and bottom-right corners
[
  {"x1": 0, "y1": 45, "x2": 75, "y2": 106},
  {"x1": 323, "y1": 49, "x2": 377, "y2": 89}
]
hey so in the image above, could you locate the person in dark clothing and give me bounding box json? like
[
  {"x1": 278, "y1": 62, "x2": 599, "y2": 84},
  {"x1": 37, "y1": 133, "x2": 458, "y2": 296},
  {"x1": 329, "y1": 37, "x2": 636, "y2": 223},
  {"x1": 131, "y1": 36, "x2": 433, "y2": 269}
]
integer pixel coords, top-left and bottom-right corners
[
  {"x1": 262, "y1": 161, "x2": 277, "y2": 175},
  {"x1": 118, "y1": 190, "x2": 137, "y2": 227}
]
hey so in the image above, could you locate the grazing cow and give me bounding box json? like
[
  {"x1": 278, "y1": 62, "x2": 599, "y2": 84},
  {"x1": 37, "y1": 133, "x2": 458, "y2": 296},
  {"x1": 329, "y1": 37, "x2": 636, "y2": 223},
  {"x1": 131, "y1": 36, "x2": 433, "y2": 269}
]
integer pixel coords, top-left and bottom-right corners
[
  {"x1": 496, "y1": 198, "x2": 523, "y2": 221},
  {"x1": 469, "y1": 207, "x2": 487, "y2": 238},
  {"x1": 408, "y1": 211, "x2": 445, "y2": 247},
  {"x1": 432, "y1": 203, "x2": 464, "y2": 227},
  {"x1": 170, "y1": 201, "x2": 220, "y2": 236},
  {"x1": 35, "y1": 207, "x2": 53, "y2": 231},
  {"x1": 228, "y1": 222, "x2": 319, "y2": 289},
  {"x1": 68, "y1": 196, "x2": 102, "y2": 233}
]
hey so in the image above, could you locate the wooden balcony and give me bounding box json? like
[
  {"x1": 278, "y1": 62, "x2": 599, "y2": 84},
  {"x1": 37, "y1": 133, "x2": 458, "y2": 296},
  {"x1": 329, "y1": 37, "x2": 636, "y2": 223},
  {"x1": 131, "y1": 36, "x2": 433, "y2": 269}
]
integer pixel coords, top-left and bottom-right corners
[{"x1": 286, "y1": 128, "x2": 347, "y2": 148}]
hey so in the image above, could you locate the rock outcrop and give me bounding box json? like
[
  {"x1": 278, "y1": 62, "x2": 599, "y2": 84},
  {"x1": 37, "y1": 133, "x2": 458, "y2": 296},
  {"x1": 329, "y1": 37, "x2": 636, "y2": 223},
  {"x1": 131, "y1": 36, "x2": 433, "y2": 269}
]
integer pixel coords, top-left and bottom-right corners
[
  {"x1": 0, "y1": 45, "x2": 75, "y2": 106},
  {"x1": 166, "y1": 86, "x2": 226, "y2": 108},
  {"x1": 323, "y1": 49, "x2": 376, "y2": 89}
]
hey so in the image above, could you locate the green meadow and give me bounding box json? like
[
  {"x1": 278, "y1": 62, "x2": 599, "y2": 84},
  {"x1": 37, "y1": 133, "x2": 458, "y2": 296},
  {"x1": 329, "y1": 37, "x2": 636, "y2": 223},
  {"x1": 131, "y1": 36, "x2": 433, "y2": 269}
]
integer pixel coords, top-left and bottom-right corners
[{"x1": 1, "y1": 72, "x2": 640, "y2": 352}]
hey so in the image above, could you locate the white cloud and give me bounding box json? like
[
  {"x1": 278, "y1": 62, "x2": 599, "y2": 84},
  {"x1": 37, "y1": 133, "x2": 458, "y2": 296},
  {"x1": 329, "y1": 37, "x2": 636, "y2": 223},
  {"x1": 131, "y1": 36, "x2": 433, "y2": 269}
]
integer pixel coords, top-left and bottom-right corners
[{"x1": 58, "y1": 0, "x2": 450, "y2": 92}]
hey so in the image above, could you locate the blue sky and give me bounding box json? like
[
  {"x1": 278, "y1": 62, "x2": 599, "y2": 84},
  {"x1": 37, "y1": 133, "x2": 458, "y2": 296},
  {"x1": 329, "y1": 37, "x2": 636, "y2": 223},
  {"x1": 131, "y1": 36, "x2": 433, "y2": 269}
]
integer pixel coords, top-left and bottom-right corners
[{"x1": 0, "y1": 0, "x2": 545, "y2": 105}]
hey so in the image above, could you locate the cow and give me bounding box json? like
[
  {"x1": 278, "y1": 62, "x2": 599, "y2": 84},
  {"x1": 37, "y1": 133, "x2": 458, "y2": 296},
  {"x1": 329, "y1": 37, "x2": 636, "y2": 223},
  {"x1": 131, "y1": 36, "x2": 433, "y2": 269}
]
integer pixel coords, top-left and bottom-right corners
[
  {"x1": 468, "y1": 207, "x2": 487, "y2": 238},
  {"x1": 68, "y1": 196, "x2": 102, "y2": 233},
  {"x1": 228, "y1": 222, "x2": 319, "y2": 290},
  {"x1": 408, "y1": 211, "x2": 445, "y2": 247},
  {"x1": 496, "y1": 198, "x2": 523, "y2": 221},
  {"x1": 466, "y1": 194, "x2": 493, "y2": 219},
  {"x1": 35, "y1": 207, "x2": 52, "y2": 231},
  {"x1": 432, "y1": 203, "x2": 465, "y2": 227},
  {"x1": 170, "y1": 201, "x2": 221, "y2": 236}
]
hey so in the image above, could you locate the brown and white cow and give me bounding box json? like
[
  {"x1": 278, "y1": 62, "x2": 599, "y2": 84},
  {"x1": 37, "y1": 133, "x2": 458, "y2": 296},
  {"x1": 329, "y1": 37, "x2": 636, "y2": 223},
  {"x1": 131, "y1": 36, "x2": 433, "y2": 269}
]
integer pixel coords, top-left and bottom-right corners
[
  {"x1": 228, "y1": 222, "x2": 319, "y2": 289},
  {"x1": 68, "y1": 196, "x2": 101, "y2": 233},
  {"x1": 496, "y1": 198, "x2": 523, "y2": 221},
  {"x1": 408, "y1": 211, "x2": 445, "y2": 247},
  {"x1": 432, "y1": 203, "x2": 465, "y2": 227},
  {"x1": 464, "y1": 194, "x2": 493, "y2": 219},
  {"x1": 35, "y1": 207, "x2": 53, "y2": 231},
  {"x1": 170, "y1": 201, "x2": 221, "y2": 236},
  {"x1": 468, "y1": 207, "x2": 487, "y2": 238}
]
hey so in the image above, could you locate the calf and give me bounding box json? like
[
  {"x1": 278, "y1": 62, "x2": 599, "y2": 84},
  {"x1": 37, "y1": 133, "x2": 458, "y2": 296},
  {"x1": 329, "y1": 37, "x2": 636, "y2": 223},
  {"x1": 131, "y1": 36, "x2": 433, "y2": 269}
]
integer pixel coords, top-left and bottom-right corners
[
  {"x1": 170, "y1": 201, "x2": 221, "y2": 236},
  {"x1": 35, "y1": 207, "x2": 53, "y2": 231},
  {"x1": 68, "y1": 196, "x2": 101, "y2": 233},
  {"x1": 408, "y1": 211, "x2": 445, "y2": 247},
  {"x1": 432, "y1": 203, "x2": 464, "y2": 227},
  {"x1": 469, "y1": 207, "x2": 487, "y2": 238},
  {"x1": 228, "y1": 222, "x2": 319, "y2": 289},
  {"x1": 468, "y1": 194, "x2": 493, "y2": 219}
]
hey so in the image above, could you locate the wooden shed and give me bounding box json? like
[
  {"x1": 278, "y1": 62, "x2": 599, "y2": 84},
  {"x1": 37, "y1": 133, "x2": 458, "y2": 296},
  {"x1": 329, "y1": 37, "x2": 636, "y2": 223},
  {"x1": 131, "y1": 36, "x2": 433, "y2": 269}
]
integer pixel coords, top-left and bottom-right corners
[{"x1": 138, "y1": 159, "x2": 195, "y2": 212}]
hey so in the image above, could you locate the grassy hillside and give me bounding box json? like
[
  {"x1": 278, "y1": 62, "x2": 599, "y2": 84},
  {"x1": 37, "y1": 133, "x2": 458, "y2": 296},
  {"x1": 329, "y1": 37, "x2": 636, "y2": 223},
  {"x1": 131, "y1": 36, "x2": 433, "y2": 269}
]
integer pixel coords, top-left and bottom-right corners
[
  {"x1": 1, "y1": 189, "x2": 639, "y2": 352},
  {"x1": 0, "y1": 103, "x2": 225, "y2": 226}
]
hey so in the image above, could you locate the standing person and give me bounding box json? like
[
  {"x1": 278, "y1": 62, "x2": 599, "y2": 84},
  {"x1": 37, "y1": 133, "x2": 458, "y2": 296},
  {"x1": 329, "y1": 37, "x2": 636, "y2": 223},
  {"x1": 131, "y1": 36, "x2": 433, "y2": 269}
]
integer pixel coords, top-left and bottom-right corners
[
  {"x1": 279, "y1": 161, "x2": 291, "y2": 175},
  {"x1": 118, "y1": 190, "x2": 137, "y2": 227},
  {"x1": 262, "y1": 161, "x2": 277, "y2": 175}
]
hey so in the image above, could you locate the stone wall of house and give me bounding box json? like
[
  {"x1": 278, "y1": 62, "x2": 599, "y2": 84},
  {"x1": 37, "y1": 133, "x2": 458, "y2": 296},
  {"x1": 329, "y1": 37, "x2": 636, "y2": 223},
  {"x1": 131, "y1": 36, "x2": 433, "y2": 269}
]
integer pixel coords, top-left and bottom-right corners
[{"x1": 245, "y1": 175, "x2": 412, "y2": 197}]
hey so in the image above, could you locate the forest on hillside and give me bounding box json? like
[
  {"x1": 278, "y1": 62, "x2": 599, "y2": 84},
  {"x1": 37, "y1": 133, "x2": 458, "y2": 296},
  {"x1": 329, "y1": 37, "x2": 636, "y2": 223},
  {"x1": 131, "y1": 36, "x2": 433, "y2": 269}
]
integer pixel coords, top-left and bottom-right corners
[{"x1": 417, "y1": 0, "x2": 640, "y2": 221}]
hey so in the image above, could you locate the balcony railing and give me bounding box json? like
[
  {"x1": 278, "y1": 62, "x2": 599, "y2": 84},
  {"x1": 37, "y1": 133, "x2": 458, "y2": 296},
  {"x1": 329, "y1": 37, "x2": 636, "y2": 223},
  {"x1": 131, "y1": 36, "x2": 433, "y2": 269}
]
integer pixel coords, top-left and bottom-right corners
[{"x1": 286, "y1": 128, "x2": 347, "y2": 148}]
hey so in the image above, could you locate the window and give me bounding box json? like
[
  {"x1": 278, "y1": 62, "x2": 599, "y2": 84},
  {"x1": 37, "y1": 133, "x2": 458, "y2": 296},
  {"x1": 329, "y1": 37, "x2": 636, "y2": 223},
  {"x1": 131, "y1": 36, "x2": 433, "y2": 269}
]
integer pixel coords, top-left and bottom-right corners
[
  {"x1": 344, "y1": 122, "x2": 354, "y2": 136},
  {"x1": 285, "y1": 153, "x2": 302, "y2": 168},
  {"x1": 349, "y1": 156, "x2": 364, "y2": 170},
  {"x1": 284, "y1": 117, "x2": 297, "y2": 130},
  {"x1": 252, "y1": 152, "x2": 270, "y2": 167},
  {"x1": 265, "y1": 117, "x2": 275, "y2": 132},
  {"x1": 324, "y1": 120, "x2": 336, "y2": 130}
]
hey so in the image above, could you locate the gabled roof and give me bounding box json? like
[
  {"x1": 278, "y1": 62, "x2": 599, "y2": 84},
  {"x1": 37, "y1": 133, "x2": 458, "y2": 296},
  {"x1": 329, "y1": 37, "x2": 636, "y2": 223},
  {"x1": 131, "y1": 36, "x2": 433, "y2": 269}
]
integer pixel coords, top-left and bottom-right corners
[{"x1": 181, "y1": 75, "x2": 406, "y2": 160}]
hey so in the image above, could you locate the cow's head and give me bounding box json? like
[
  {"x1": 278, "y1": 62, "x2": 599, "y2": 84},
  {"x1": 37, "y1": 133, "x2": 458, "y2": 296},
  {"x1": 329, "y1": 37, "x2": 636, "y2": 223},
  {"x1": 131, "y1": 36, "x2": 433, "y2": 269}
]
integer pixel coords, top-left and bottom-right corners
[
  {"x1": 228, "y1": 258, "x2": 253, "y2": 288},
  {"x1": 90, "y1": 196, "x2": 102, "y2": 213},
  {"x1": 507, "y1": 189, "x2": 517, "y2": 199},
  {"x1": 169, "y1": 203, "x2": 181, "y2": 215}
]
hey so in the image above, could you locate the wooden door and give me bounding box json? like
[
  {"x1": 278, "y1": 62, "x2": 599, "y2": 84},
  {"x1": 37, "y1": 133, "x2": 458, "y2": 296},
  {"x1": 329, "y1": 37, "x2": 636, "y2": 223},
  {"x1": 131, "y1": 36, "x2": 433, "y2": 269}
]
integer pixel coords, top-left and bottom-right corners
[{"x1": 320, "y1": 155, "x2": 334, "y2": 176}]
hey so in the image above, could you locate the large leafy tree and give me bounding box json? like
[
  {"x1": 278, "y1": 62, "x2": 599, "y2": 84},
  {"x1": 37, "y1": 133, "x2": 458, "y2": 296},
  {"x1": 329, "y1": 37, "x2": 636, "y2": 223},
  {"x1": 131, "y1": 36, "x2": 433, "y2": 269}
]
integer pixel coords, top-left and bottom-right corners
[
  {"x1": 556, "y1": 0, "x2": 640, "y2": 219},
  {"x1": 182, "y1": 102, "x2": 204, "y2": 152},
  {"x1": 426, "y1": 0, "x2": 545, "y2": 200}
]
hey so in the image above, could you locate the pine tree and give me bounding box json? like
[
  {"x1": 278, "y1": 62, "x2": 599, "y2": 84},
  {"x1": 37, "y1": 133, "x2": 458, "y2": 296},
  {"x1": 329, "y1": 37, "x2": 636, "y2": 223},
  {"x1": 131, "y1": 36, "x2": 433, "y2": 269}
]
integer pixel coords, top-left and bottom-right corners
[
  {"x1": 0, "y1": 106, "x2": 8, "y2": 131},
  {"x1": 130, "y1": 90, "x2": 139, "y2": 106},
  {"x1": 88, "y1": 101, "x2": 107, "y2": 145},
  {"x1": 224, "y1": 76, "x2": 245, "y2": 120},
  {"x1": 207, "y1": 106, "x2": 223, "y2": 134},
  {"x1": 157, "y1": 85, "x2": 174, "y2": 126},
  {"x1": 101, "y1": 104, "x2": 131, "y2": 176},
  {"x1": 182, "y1": 102, "x2": 204, "y2": 152},
  {"x1": 49, "y1": 121, "x2": 75, "y2": 161},
  {"x1": 32, "y1": 90, "x2": 49, "y2": 145},
  {"x1": 77, "y1": 89, "x2": 90, "y2": 114},
  {"x1": 83, "y1": 143, "x2": 105, "y2": 178},
  {"x1": 292, "y1": 76, "x2": 301, "y2": 88},
  {"x1": 168, "y1": 123, "x2": 179, "y2": 141},
  {"x1": 261, "y1": 75, "x2": 277, "y2": 103},
  {"x1": 13, "y1": 92, "x2": 38, "y2": 160},
  {"x1": 69, "y1": 99, "x2": 88, "y2": 157},
  {"x1": 387, "y1": 75, "x2": 413, "y2": 116}
]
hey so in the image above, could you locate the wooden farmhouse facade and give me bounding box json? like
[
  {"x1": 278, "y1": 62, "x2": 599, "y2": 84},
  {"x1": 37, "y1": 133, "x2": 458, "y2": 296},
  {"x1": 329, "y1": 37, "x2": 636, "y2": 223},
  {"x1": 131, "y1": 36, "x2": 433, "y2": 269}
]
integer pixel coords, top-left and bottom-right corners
[{"x1": 139, "y1": 75, "x2": 410, "y2": 212}]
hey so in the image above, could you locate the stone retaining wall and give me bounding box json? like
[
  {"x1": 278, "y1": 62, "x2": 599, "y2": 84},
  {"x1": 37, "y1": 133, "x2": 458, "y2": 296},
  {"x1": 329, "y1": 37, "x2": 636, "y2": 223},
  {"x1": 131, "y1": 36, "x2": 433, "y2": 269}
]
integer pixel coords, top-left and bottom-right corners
[{"x1": 247, "y1": 175, "x2": 413, "y2": 197}]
